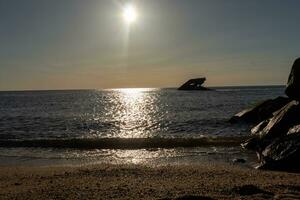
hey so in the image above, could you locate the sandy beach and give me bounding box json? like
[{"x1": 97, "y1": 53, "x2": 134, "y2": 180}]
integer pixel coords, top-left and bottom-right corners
[
  {"x1": 2, "y1": 0, "x2": 300, "y2": 199},
  {"x1": 0, "y1": 163, "x2": 299, "y2": 200}
]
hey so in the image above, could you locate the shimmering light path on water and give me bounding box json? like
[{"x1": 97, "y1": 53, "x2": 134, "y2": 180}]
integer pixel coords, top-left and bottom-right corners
[
  {"x1": 0, "y1": 86, "x2": 284, "y2": 140},
  {"x1": 0, "y1": 86, "x2": 284, "y2": 166}
]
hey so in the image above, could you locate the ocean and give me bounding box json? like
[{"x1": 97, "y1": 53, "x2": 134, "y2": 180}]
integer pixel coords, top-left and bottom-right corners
[{"x1": 0, "y1": 86, "x2": 285, "y2": 166}]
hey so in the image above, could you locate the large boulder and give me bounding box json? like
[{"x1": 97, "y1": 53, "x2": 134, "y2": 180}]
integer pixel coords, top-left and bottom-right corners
[
  {"x1": 241, "y1": 100, "x2": 300, "y2": 171},
  {"x1": 231, "y1": 58, "x2": 300, "y2": 171},
  {"x1": 229, "y1": 96, "x2": 290, "y2": 124},
  {"x1": 258, "y1": 127, "x2": 300, "y2": 171},
  {"x1": 242, "y1": 100, "x2": 300, "y2": 151},
  {"x1": 285, "y1": 58, "x2": 300, "y2": 100},
  {"x1": 257, "y1": 100, "x2": 300, "y2": 140}
]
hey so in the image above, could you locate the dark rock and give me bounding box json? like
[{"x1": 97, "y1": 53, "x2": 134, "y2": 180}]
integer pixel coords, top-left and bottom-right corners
[
  {"x1": 257, "y1": 100, "x2": 300, "y2": 140},
  {"x1": 229, "y1": 96, "x2": 291, "y2": 124},
  {"x1": 242, "y1": 100, "x2": 300, "y2": 151},
  {"x1": 242, "y1": 101, "x2": 300, "y2": 171},
  {"x1": 178, "y1": 78, "x2": 211, "y2": 91},
  {"x1": 251, "y1": 119, "x2": 270, "y2": 135},
  {"x1": 236, "y1": 58, "x2": 300, "y2": 171},
  {"x1": 258, "y1": 129, "x2": 300, "y2": 172},
  {"x1": 287, "y1": 124, "x2": 300, "y2": 135},
  {"x1": 285, "y1": 58, "x2": 300, "y2": 100}
]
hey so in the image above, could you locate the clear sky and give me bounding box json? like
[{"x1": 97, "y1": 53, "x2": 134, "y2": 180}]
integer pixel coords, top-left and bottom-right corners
[{"x1": 1, "y1": 0, "x2": 300, "y2": 90}]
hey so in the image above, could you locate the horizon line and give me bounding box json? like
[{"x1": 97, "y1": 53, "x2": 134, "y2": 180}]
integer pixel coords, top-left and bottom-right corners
[{"x1": 0, "y1": 84, "x2": 286, "y2": 92}]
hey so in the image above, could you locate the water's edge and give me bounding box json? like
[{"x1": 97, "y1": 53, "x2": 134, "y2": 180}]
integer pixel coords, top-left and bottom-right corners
[{"x1": 0, "y1": 136, "x2": 250, "y2": 149}]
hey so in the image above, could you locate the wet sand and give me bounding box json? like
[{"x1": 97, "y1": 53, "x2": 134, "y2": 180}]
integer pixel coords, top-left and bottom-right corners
[{"x1": 0, "y1": 163, "x2": 299, "y2": 200}]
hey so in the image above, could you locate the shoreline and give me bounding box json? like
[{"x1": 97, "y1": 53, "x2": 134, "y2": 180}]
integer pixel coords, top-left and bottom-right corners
[
  {"x1": 0, "y1": 145, "x2": 258, "y2": 169},
  {"x1": 0, "y1": 137, "x2": 250, "y2": 149},
  {"x1": 1, "y1": 163, "x2": 299, "y2": 200}
]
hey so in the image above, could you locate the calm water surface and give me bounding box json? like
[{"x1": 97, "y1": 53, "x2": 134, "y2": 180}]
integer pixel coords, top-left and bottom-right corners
[{"x1": 0, "y1": 86, "x2": 285, "y2": 166}]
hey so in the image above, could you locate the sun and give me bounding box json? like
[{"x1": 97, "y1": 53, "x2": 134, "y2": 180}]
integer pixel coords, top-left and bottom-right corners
[{"x1": 122, "y1": 4, "x2": 137, "y2": 24}]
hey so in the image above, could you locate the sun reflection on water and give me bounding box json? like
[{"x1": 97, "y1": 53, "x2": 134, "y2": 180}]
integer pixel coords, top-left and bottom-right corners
[{"x1": 107, "y1": 88, "x2": 160, "y2": 138}]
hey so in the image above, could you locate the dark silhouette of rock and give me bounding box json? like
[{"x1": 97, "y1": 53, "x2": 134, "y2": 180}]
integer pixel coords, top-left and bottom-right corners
[
  {"x1": 285, "y1": 58, "x2": 300, "y2": 100},
  {"x1": 258, "y1": 129, "x2": 300, "y2": 172},
  {"x1": 231, "y1": 58, "x2": 300, "y2": 171},
  {"x1": 242, "y1": 101, "x2": 300, "y2": 150},
  {"x1": 258, "y1": 100, "x2": 300, "y2": 140},
  {"x1": 178, "y1": 78, "x2": 211, "y2": 90},
  {"x1": 229, "y1": 96, "x2": 290, "y2": 124},
  {"x1": 251, "y1": 119, "x2": 270, "y2": 135},
  {"x1": 241, "y1": 101, "x2": 300, "y2": 171}
]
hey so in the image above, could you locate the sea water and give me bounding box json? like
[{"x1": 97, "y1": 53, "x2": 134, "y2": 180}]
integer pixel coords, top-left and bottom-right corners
[{"x1": 0, "y1": 86, "x2": 285, "y2": 166}]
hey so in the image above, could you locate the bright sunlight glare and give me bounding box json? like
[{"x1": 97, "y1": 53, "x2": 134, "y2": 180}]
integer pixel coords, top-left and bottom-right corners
[{"x1": 123, "y1": 4, "x2": 137, "y2": 24}]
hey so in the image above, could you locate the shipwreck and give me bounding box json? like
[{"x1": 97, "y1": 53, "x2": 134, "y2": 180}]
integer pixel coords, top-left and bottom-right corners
[{"x1": 178, "y1": 77, "x2": 211, "y2": 90}]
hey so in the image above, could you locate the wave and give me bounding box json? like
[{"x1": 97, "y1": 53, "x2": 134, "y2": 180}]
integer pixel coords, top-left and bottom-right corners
[{"x1": 0, "y1": 137, "x2": 248, "y2": 149}]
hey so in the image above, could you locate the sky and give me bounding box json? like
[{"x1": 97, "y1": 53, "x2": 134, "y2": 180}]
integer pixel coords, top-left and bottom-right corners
[{"x1": 1, "y1": 0, "x2": 300, "y2": 90}]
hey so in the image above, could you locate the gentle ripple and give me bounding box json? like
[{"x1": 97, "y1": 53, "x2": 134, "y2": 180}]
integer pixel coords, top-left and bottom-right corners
[
  {"x1": 0, "y1": 86, "x2": 285, "y2": 166},
  {"x1": 0, "y1": 86, "x2": 285, "y2": 140}
]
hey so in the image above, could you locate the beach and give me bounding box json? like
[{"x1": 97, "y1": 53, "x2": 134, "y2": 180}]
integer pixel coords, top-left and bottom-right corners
[
  {"x1": 1, "y1": 163, "x2": 299, "y2": 200},
  {"x1": 1, "y1": 88, "x2": 298, "y2": 199},
  {"x1": 2, "y1": 0, "x2": 300, "y2": 198}
]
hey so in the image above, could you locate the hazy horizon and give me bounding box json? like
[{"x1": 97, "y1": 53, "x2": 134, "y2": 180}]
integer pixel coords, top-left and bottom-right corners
[
  {"x1": 1, "y1": 0, "x2": 300, "y2": 91},
  {"x1": 0, "y1": 84, "x2": 287, "y2": 92}
]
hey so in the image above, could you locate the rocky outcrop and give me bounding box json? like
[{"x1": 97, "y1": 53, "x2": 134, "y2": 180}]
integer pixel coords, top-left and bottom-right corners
[
  {"x1": 229, "y1": 97, "x2": 290, "y2": 124},
  {"x1": 259, "y1": 128, "x2": 300, "y2": 171},
  {"x1": 231, "y1": 58, "x2": 300, "y2": 171},
  {"x1": 250, "y1": 120, "x2": 270, "y2": 135},
  {"x1": 256, "y1": 101, "x2": 300, "y2": 139},
  {"x1": 242, "y1": 100, "x2": 300, "y2": 151},
  {"x1": 285, "y1": 58, "x2": 300, "y2": 100},
  {"x1": 178, "y1": 78, "x2": 211, "y2": 90}
]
